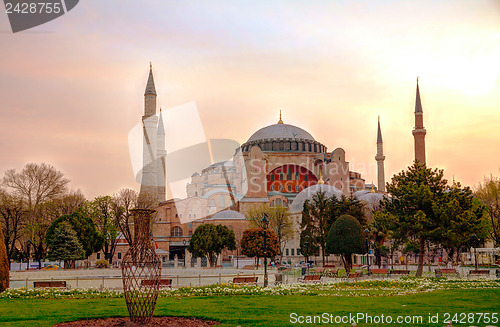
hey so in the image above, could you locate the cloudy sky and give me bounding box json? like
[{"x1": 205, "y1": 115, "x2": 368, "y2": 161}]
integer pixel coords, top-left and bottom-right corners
[{"x1": 0, "y1": 0, "x2": 499, "y2": 199}]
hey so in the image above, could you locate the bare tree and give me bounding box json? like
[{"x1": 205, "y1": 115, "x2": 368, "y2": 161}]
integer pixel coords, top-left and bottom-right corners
[
  {"x1": 0, "y1": 189, "x2": 27, "y2": 261},
  {"x1": 113, "y1": 189, "x2": 138, "y2": 247},
  {"x1": 476, "y1": 174, "x2": 500, "y2": 247},
  {"x1": 2, "y1": 163, "x2": 69, "y2": 210},
  {"x1": 246, "y1": 203, "x2": 294, "y2": 262},
  {"x1": 54, "y1": 190, "x2": 86, "y2": 215}
]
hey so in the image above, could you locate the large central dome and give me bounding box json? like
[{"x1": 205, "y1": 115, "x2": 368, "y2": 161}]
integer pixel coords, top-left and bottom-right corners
[
  {"x1": 241, "y1": 114, "x2": 326, "y2": 153},
  {"x1": 247, "y1": 123, "x2": 315, "y2": 143}
]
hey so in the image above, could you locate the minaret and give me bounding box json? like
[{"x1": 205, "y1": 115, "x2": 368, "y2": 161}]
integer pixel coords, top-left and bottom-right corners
[
  {"x1": 412, "y1": 78, "x2": 427, "y2": 165},
  {"x1": 156, "y1": 108, "x2": 166, "y2": 202},
  {"x1": 375, "y1": 116, "x2": 385, "y2": 192},
  {"x1": 139, "y1": 63, "x2": 159, "y2": 200}
]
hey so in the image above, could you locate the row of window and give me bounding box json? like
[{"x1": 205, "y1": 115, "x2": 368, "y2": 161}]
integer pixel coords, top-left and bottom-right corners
[
  {"x1": 270, "y1": 171, "x2": 309, "y2": 181},
  {"x1": 285, "y1": 248, "x2": 302, "y2": 256},
  {"x1": 270, "y1": 184, "x2": 303, "y2": 192}
]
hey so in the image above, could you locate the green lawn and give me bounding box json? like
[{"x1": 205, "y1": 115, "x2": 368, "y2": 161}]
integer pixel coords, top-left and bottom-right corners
[{"x1": 0, "y1": 288, "x2": 499, "y2": 326}]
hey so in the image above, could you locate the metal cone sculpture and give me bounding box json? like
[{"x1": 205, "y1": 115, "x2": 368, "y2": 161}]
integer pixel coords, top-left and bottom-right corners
[{"x1": 122, "y1": 209, "x2": 161, "y2": 324}]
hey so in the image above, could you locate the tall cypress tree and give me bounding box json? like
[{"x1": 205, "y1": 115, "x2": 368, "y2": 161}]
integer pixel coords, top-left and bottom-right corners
[{"x1": 0, "y1": 226, "x2": 9, "y2": 292}]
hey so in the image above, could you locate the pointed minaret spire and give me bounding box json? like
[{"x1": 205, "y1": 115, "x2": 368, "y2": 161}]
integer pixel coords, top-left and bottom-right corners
[
  {"x1": 156, "y1": 108, "x2": 166, "y2": 202},
  {"x1": 278, "y1": 110, "x2": 284, "y2": 124},
  {"x1": 415, "y1": 77, "x2": 422, "y2": 113},
  {"x1": 375, "y1": 116, "x2": 386, "y2": 192},
  {"x1": 145, "y1": 63, "x2": 157, "y2": 97},
  {"x1": 412, "y1": 77, "x2": 427, "y2": 165}
]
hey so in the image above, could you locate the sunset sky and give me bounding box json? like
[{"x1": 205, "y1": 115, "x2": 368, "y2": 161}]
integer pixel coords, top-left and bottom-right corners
[{"x1": 0, "y1": 0, "x2": 499, "y2": 199}]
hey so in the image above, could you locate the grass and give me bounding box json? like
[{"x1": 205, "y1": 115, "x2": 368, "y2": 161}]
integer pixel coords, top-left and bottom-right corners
[{"x1": 0, "y1": 288, "x2": 499, "y2": 326}]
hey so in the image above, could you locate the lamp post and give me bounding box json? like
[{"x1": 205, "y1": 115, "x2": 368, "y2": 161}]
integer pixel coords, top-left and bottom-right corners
[
  {"x1": 262, "y1": 213, "x2": 269, "y2": 287},
  {"x1": 364, "y1": 229, "x2": 370, "y2": 273},
  {"x1": 471, "y1": 234, "x2": 480, "y2": 270},
  {"x1": 304, "y1": 235, "x2": 310, "y2": 274}
]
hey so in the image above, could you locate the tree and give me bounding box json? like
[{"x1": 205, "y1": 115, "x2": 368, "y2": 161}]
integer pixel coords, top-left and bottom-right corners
[
  {"x1": 326, "y1": 215, "x2": 366, "y2": 273},
  {"x1": 86, "y1": 196, "x2": 120, "y2": 263},
  {"x1": 300, "y1": 191, "x2": 331, "y2": 266},
  {"x1": 2, "y1": 163, "x2": 70, "y2": 269},
  {"x1": 113, "y1": 188, "x2": 138, "y2": 247},
  {"x1": 46, "y1": 222, "x2": 85, "y2": 269},
  {"x1": 382, "y1": 163, "x2": 448, "y2": 276},
  {"x1": 45, "y1": 210, "x2": 103, "y2": 266},
  {"x1": 476, "y1": 175, "x2": 500, "y2": 247},
  {"x1": 0, "y1": 189, "x2": 27, "y2": 261},
  {"x1": 370, "y1": 211, "x2": 392, "y2": 268},
  {"x1": 0, "y1": 223, "x2": 9, "y2": 292},
  {"x1": 240, "y1": 228, "x2": 279, "y2": 264},
  {"x1": 331, "y1": 195, "x2": 367, "y2": 227},
  {"x1": 2, "y1": 163, "x2": 69, "y2": 210},
  {"x1": 188, "y1": 224, "x2": 236, "y2": 266},
  {"x1": 433, "y1": 184, "x2": 489, "y2": 263},
  {"x1": 246, "y1": 204, "x2": 294, "y2": 262}
]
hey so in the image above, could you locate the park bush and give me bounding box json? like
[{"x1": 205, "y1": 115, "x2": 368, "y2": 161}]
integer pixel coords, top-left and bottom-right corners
[{"x1": 95, "y1": 259, "x2": 110, "y2": 268}]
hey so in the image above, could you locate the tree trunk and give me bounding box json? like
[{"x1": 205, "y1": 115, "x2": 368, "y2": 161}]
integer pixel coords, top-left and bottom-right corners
[{"x1": 416, "y1": 236, "x2": 425, "y2": 277}]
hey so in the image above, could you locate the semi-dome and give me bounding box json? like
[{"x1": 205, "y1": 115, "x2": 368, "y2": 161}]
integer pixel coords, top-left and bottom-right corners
[
  {"x1": 247, "y1": 123, "x2": 316, "y2": 143},
  {"x1": 208, "y1": 209, "x2": 246, "y2": 220},
  {"x1": 290, "y1": 183, "x2": 343, "y2": 213},
  {"x1": 355, "y1": 191, "x2": 387, "y2": 210}
]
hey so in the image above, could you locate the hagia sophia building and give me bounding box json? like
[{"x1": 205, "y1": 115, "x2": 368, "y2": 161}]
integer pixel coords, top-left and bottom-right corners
[{"x1": 100, "y1": 65, "x2": 426, "y2": 267}]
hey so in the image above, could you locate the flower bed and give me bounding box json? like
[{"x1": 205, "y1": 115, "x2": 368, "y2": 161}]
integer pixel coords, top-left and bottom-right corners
[{"x1": 1, "y1": 278, "x2": 498, "y2": 299}]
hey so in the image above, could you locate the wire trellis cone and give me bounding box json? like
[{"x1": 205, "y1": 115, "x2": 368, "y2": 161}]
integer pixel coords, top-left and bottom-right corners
[{"x1": 121, "y1": 208, "x2": 161, "y2": 324}]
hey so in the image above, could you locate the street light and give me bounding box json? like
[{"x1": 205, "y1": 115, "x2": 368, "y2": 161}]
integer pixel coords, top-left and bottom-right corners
[
  {"x1": 304, "y1": 235, "x2": 310, "y2": 275},
  {"x1": 364, "y1": 229, "x2": 370, "y2": 273},
  {"x1": 262, "y1": 213, "x2": 269, "y2": 287},
  {"x1": 471, "y1": 234, "x2": 480, "y2": 270}
]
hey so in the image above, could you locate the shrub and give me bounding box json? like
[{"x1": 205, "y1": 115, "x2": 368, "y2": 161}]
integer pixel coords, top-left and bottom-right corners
[
  {"x1": 0, "y1": 226, "x2": 8, "y2": 292},
  {"x1": 95, "y1": 259, "x2": 110, "y2": 268}
]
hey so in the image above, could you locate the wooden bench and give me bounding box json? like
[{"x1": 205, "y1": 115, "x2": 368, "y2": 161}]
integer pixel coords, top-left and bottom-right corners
[
  {"x1": 369, "y1": 268, "x2": 388, "y2": 276},
  {"x1": 468, "y1": 269, "x2": 490, "y2": 276},
  {"x1": 299, "y1": 274, "x2": 322, "y2": 283},
  {"x1": 311, "y1": 268, "x2": 324, "y2": 275},
  {"x1": 324, "y1": 268, "x2": 339, "y2": 278},
  {"x1": 389, "y1": 270, "x2": 410, "y2": 276},
  {"x1": 231, "y1": 276, "x2": 258, "y2": 285},
  {"x1": 435, "y1": 268, "x2": 459, "y2": 277},
  {"x1": 34, "y1": 281, "x2": 66, "y2": 288},
  {"x1": 348, "y1": 272, "x2": 361, "y2": 279},
  {"x1": 141, "y1": 278, "x2": 173, "y2": 288},
  {"x1": 241, "y1": 265, "x2": 256, "y2": 270},
  {"x1": 324, "y1": 264, "x2": 336, "y2": 268}
]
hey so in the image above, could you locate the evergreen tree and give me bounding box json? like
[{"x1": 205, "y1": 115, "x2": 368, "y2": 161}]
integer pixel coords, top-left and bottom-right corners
[
  {"x1": 46, "y1": 222, "x2": 84, "y2": 269},
  {"x1": 326, "y1": 215, "x2": 366, "y2": 273},
  {"x1": 0, "y1": 225, "x2": 9, "y2": 292}
]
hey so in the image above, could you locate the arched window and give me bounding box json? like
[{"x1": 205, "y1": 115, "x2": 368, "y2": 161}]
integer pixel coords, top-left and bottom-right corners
[
  {"x1": 171, "y1": 226, "x2": 183, "y2": 237},
  {"x1": 219, "y1": 195, "x2": 225, "y2": 208},
  {"x1": 296, "y1": 185, "x2": 301, "y2": 192},
  {"x1": 279, "y1": 172, "x2": 283, "y2": 181},
  {"x1": 209, "y1": 199, "x2": 216, "y2": 207},
  {"x1": 287, "y1": 185, "x2": 292, "y2": 192},
  {"x1": 270, "y1": 175, "x2": 275, "y2": 181},
  {"x1": 195, "y1": 191, "x2": 198, "y2": 196},
  {"x1": 278, "y1": 184, "x2": 283, "y2": 192},
  {"x1": 270, "y1": 185, "x2": 275, "y2": 191}
]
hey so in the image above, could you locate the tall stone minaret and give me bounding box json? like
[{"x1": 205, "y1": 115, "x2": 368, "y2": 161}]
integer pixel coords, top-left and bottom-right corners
[
  {"x1": 375, "y1": 116, "x2": 385, "y2": 192},
  {"x1": 156, "y1": 109, "x2": 166, "y2": 202},
  {"x1": 412, "y1": 78, "x2": 427, "y2": 165},
  {"x1": 139, "y1": 63, "x2": 159, "y2": 200}
]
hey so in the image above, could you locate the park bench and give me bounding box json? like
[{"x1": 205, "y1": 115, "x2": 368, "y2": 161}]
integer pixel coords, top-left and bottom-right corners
[
  {"x1": 389, "y1": 270, "x2": 410, "y2": 276},
  {"x1": 324, "y1": 264, "x2": 336, "y2": 268},
  {"x1": 369, "y1": 268, "x2": 389, "y2": 276},
  {"x1": 298, "y1": 274, "x2": 322, "y2": 283},
  {"x1": 34, "y1": 281, "x2": 67, "y2": 288},
  {"x1": 311, "y1": 268, "x2": 325, "y2": 275},
  {"x1": 323, "y1": 268, "x2": 339, "y2": 278},
  {"x1": 348, "y1": 272, "x2": 361, "y2": 279},
  {"x1": 141, "y1": 278, "x2": 173, "y2": 288},
  {"x1": 468, "y1": 269, "x2": 490, "y2": 277},
  {"x1": 435, "y1": 268, "x2": 459, "y2": 278},
  {"x1": 241, "y1": 265, "x2": 256, "y2": 270},
  {"x1": 231, "y1": 276, "x2": 258, "y2": 285}
]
